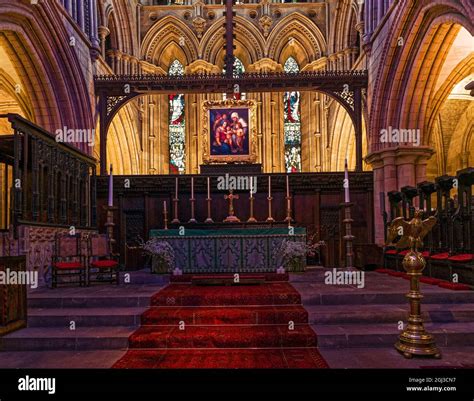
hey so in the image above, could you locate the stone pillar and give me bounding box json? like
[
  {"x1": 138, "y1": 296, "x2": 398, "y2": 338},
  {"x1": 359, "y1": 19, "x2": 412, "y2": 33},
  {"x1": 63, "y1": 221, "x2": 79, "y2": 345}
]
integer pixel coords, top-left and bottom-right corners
[
  {"x1": 366, "y1": 146, "x2": 434, "y2": 244},
  {"x1": 98, "y1": 26, "x2": 110, "y2": 59}
]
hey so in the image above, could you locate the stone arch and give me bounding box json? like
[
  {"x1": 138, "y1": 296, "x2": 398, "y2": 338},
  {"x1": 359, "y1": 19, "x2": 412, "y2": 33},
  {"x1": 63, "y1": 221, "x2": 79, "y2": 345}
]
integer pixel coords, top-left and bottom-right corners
[
  {"x1": 369, "y1": 1, "x2": 473, "y2": 150},
  {"x1": 141, "y1": 16, "x2": 199, "y2": 67},
  {"x1": 266, "y1": 13, "x2": 326, "y2": 65},
  {"x1": 200, "y1": 16, "x2": 264, "y2": 67},
  {"x1": 0, "y1": 2, "x2": 94, "y2": 145}
]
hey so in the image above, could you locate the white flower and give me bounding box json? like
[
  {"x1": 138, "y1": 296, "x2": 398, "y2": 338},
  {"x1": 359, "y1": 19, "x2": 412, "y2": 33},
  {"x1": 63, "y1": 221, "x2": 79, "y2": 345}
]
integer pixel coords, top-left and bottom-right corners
[{"x1": 142, "y1": 238, "x2": 175, "y2": 267}]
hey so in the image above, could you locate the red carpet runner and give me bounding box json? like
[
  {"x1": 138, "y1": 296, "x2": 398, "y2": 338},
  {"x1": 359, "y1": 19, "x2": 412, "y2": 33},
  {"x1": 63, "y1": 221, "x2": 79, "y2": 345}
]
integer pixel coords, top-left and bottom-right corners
[{"x1": 113, "y1": 276, "x2": 328, "y2": 368}]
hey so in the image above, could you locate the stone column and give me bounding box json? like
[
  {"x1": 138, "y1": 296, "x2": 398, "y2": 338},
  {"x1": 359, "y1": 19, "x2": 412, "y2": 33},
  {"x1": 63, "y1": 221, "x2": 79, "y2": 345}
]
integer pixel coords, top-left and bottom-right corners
[
  {"x1": 366, "y1": 146, "x2": 434, "y2": 244},
  {"x1": 98, "y1": 26, "x2": 110, "y2": 59}
]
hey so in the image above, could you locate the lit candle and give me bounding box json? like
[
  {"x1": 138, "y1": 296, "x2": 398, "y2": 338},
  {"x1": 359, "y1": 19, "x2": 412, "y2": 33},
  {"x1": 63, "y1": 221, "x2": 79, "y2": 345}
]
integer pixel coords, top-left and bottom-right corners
[
  {"x1": 344, "y1": 158, "x2": 350, "y2": 203},
  {"x1": 175, "y1": 177, "x2": 178, "y2": 199},
  {"x1": 286, "y1": 175, "x2": 289, "y2": 198},
  {"x1": 108, "y1": 164, "x2": 113, "y2": 207},
  {"x1": 163, "y1": 200, "x2": 167, "y2": 213},
  {"x1": 191, "y1": 177, "x2": 194, "y2": 199},
  {"x1": 268, "y1": 175, "x2": 271, "y2": 198},
  {"x1": 207, "y1": 177, "x2": 210, "y2": 199}
]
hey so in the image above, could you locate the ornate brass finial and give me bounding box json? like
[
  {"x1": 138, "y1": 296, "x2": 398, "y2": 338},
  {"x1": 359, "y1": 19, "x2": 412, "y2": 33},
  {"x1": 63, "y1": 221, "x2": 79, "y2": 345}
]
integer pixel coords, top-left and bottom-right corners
[{"x1": 386, "y1": 209, "x2": 440, "y2": 359}]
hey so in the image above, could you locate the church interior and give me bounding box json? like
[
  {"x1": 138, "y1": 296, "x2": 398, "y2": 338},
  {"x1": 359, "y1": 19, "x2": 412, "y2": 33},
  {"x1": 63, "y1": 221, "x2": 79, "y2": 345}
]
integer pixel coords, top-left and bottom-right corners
[{"x1": 0, "y1": 0, "x2": 473, "y2": 377}]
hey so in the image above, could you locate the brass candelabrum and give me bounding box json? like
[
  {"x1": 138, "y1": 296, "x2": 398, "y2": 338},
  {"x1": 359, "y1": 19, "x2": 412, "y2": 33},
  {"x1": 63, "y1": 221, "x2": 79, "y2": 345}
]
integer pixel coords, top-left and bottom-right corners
[
  {"x1": 387, "y1": 210, "x2": 440, "y2": 359},
  {"x1": 171, "y1": 198, "x2": 180, "y2": 224},
  {"x1": 247, "y1": 193, "x2": 257, "y2": 223}
]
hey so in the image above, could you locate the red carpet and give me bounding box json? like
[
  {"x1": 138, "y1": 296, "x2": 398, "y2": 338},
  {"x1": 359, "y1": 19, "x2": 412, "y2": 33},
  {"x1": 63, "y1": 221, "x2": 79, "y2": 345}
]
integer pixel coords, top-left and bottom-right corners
[
  {"x1": 374, "y1": 268, "x2": 472, "y2": 290},
  {"x1": 113, "y1": 279, "x2": 328, "y2": 369}
]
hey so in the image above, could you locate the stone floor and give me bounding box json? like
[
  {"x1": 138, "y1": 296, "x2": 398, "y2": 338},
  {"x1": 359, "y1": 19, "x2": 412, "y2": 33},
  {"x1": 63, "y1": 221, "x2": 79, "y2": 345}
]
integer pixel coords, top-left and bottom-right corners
[{"x1": 1, "y1": 267, "x2": 473, "y2": 369}]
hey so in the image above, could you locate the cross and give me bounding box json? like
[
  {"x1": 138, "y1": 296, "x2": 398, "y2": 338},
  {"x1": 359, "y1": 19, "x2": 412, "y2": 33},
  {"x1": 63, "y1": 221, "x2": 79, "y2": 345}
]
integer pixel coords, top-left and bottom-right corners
[{"x1": 224, "y1": 190, "x2": 239, "y2": 216}]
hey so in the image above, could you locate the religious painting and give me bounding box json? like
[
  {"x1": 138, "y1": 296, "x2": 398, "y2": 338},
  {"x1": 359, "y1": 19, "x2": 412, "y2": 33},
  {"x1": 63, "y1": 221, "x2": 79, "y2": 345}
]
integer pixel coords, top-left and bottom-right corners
[{"x1": 202, "y1": 99, "x2": 257, "y2": 164}]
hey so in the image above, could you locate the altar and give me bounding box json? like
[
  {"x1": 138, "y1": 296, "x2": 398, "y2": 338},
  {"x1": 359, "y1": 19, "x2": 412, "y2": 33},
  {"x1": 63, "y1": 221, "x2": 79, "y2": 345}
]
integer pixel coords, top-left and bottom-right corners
[{"x1": 149, "y1": 228, "x2": 306, "y2": 273}]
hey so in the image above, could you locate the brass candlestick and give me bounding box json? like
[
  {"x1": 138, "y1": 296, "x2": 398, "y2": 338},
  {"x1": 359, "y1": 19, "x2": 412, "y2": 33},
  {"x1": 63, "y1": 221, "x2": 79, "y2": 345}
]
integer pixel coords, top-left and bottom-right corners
[
  {"x1": 341, "y1": 202, "x2": 354, "y2": 269},
  {"x1": 205, "y1": 197, "x2": 214, "y2": 224},
  {"x1": 387, "y1": 210, "x2": 440, "y2": 359},
  {"x1": 266, "y1": 196, "x2": 275, "y2": 223},
  {"x1": 188, "y1": 198, "x2": 197, "y2": 223},
  {"x1": 284, "y1": 196, "x2": 293, "y2": 223},
  {"x1": 171, "y1": 198, "x2": 180, "y2": 224},
  {"x1": 247, "y1": 194, "x2": 257, "y2": 223},
  {"x1": 163, "y1": 207, "x2": 169, "y2": 230},
  {"x1": 103, "y1": 206, "x2": 117, "y2": 251}
]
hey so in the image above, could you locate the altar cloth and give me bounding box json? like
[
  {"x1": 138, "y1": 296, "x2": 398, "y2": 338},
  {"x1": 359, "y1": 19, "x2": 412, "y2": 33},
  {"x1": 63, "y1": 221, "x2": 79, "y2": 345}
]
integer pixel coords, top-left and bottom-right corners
[{"x1": 149, "y1": 228, "x2": 306, "y2": 273}]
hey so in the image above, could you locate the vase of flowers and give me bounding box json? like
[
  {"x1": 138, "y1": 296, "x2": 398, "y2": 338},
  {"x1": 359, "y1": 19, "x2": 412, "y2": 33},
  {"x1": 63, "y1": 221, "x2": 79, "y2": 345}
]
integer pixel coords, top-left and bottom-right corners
[
  {"x1": 277, "y1": 240, "x2": 307, "y2": 272},
  {"x1": 141, "y1": 238, "x2": 175, "y2": 274}
]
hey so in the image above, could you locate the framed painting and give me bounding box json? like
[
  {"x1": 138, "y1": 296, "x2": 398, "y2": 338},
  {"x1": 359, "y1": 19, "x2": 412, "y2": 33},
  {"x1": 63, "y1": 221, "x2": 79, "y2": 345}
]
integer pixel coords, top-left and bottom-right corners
[{"x1": 202, "y1": 99, "x2": 257, "y2": 164}]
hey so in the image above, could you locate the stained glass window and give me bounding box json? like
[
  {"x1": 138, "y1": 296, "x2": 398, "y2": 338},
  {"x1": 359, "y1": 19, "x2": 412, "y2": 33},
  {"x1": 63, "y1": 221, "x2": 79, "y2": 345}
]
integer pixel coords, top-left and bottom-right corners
[
  {"x1": 223, "y1": 57, "x2": 246, "y2": 100},
  {"x1": 168, "y1": 60, "x2": 185, "y2": 174},
  {"x1": 283, "y1": 57, "x2": 302, "y2": 172}
]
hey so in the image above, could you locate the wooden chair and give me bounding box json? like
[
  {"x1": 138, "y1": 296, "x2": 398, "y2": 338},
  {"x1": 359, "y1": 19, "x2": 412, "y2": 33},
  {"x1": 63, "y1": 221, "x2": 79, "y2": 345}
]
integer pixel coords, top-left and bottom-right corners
[
  {"x1": 52, "y1": 233, "x2": 86, "y2": 288},
  {"x1": 87, "y1": 233, "x2": 119, "y2": 285}
]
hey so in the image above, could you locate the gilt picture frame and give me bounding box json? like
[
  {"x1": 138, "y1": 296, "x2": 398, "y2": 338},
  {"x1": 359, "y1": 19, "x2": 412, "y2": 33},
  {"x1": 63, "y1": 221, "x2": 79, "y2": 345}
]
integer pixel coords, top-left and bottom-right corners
[{"x1": 202, "y1": 99, "x2": 257, "y2": 164}]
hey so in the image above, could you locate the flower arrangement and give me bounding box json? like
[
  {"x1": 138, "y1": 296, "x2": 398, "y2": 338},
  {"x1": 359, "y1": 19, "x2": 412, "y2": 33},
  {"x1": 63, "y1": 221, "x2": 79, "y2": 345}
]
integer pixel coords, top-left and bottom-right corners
[
  {"x1": 277, "y1": 238, "x2": 326, "y2": 272},
  {"x1": 140, "y1": 237, "x2": 175, "y2": 273}
]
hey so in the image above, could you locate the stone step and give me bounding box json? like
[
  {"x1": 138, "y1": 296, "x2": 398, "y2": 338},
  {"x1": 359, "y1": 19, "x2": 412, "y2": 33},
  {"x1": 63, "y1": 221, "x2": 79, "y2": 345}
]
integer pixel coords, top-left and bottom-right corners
[
  {"x1": 0, "y1": 327, "x2": 136, "y2": 351},
  {"x1": 299, "y1": 289, "x2": 474, "y2": 306},
  {"x1": 28, "y1": 296, "x2": 154, "y2": 309},
  {"x1": 315, "y1": 322, "x2": 474, "y2": 349},
  {"x1": 27, "y1": 307, "x2": 145, "y2": 327},
  {"x1": 306, "y1": 303, "x2": 474, "y2": 324}
]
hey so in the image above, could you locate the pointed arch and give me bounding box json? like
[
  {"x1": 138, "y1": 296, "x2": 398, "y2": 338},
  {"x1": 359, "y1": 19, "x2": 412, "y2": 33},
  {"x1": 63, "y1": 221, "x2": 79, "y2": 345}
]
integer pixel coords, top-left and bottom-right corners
[
  {"x1": 141, "y1": 16, "x2": 199, "y2": 67},
  {"x1": 0, "y1": 2, "x2": 94, "y2": 146},
  {"x1": 200, "y1": 16, "x2": 265, "y2": 67},
  {"x1": 368, "y1": 1, "x2": 473, "y2": 150},
  {"x1": 266, "y1": 13, "x2": 326, "y2": 66}
]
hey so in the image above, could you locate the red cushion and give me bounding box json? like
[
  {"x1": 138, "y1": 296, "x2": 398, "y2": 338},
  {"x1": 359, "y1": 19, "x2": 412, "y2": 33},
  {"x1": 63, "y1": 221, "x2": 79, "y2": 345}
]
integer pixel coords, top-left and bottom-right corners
[
  {"x1": 375, "y1": 268, "x2": 391, "y2": 274},
  {"x1": 54, "y1": 262, "x2": 84, "y2": 270},
  {"x1": 421, "y1": 251, "x2": 430, "y2": 258},
  {"x1": 398, "y1": 250, "x2": 409, "y2": 256},
  {"x1": 90, "y1": 259, "x2": 118, "y2": 268},
  {"x1": 448, "y1": 254, "x2": 473, "y2": 262},
  {"x1": 430, "y1": 252, "x2": 450, "y2": 260},
  {"x1": 438, "y1": 282, "x2": 471, "y2": 291},
  {"x1": 385, "y1": 250, "x2": 397, "y2": 255},
  {"x1": 420, "y1": 277, "x2": 443, "y2": 285}
]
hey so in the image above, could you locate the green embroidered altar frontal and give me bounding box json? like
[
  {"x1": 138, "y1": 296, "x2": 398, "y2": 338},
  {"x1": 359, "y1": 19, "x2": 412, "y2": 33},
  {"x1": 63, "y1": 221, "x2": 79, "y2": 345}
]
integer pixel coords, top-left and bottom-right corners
[{"x1": 149, "y1": 228, "x2": 306, "y2": 273}]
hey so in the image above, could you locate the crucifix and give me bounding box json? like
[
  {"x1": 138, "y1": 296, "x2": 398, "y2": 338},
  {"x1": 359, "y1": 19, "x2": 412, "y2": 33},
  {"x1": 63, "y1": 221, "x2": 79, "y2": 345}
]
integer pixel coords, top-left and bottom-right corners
[{"x1": 224, "y1": 190, "x2": 240, "y2": 222}]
